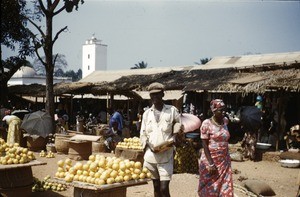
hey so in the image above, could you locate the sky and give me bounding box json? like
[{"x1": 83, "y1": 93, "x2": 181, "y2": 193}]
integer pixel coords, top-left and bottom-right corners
[{"x1": 3, "y1": 0, "x2": 300, "y2": 71}]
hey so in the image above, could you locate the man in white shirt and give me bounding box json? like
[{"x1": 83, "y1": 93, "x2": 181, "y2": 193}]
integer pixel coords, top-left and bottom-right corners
[{"x1": 140, "y1": 82, "x2": 182, "y2": 197}]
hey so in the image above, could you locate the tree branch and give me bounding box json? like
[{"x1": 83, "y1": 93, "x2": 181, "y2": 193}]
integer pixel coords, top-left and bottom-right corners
[
  {"x1": 53, "y1": 5, "x2": 66, "y2": 16},
  {"x1": 27, "y1": 17, "x2": 45, "y2": 38},
  {"x1": 35, "y1": 47, "x2": 46, "y2": 67},
  {"x1": 49, "y1": 0, "x2": 61, "y2": 14},
  {"x1": 38, "y1": 0, "x2": 48, "y2": 16},
  {"x1": 53, "y1": 26, "x2": 68, "y2": 44},
  {"x1": 53, "y1": 53, "x2": 58, "y2": 65}
]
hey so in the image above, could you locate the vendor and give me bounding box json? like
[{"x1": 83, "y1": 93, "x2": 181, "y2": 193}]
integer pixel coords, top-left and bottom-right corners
[
  {"x1": 104, "y1": 119, "x2": 122, "y2": 151},
  {"x1": 2, "y1": 110, "x2": 22, "y2": 145}
]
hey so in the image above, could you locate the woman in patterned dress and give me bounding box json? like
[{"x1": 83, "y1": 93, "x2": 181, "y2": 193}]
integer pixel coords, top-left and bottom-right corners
[{"x1": 198, "y1": 99, "x2": 233, "y2": 197}]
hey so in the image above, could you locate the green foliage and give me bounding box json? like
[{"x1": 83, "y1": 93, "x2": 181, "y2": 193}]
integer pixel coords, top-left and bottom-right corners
[
  {"x1": 1, "y1": 0, "x2": 35, "y2": 58},
  {"x1": 131, "y1": 61, "x2": 148, "y2": 69},
  {"x1": 194, "y1": 58, "x2": 211, "y2": 65},
  {"x1": 65, "y1": 69, "x2": 82, "y2": 82}
]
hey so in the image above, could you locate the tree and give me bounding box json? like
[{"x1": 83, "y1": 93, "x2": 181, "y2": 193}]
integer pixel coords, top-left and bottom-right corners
[
  {"x1": 131, "y1": 61, "x2": 147, "y2": 69},
  {"x1": 194, "y1": 58, "x2": 211, "y2": 65},
  {"x1": 65, "y1": 68, "x2": 82, "y2": 81},
  {"x1": 27, "y1": 0, "x2": 84, "y2": 121},
  {"x1": 33, "y1": 54, "x2": 68, "y2": 75},
  {"x1": 1, "y1": 0, "x2": 36, "y2": 106}
]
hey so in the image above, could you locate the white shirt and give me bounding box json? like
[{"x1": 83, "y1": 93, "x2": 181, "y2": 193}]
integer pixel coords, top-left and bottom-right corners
[{"x1": 140, "y1": 104, "x2": 181, "y2": 164}]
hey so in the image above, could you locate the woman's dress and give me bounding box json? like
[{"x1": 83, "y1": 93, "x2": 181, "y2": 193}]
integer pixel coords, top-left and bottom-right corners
[{"x1": 198, "y1": 119, "x2": 233, "y2": 197}]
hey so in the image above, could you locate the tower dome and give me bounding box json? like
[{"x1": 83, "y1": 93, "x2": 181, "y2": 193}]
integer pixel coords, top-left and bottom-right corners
[{"x1": 13, "y1": 66, "x2": 36, "y2": 78}]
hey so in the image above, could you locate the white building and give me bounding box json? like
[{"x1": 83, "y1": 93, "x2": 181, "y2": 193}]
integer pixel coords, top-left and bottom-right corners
[
  {"x1": 8, "y1": 66, "x2": 72, "y2": 85},
  {"x1": 82, "y1": 36, "x2": 107, "y2": 78}
]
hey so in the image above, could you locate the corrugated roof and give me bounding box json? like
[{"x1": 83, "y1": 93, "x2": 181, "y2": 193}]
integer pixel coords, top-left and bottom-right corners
[
  {"x1": 79, "y1": 66, "x2": 187, "y2": 83},
  {"x1": 192, "y1": 51, "x2": 300, "y2": 70}
]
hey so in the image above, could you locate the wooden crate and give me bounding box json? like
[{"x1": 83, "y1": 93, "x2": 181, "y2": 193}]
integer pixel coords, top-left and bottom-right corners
[
  {"x1": 68, "y1": 140, "x2": 92, "y2": 160},
  {"x1": 26, "y1": 136, "x2": 46, "y2": 151},
  {"x1": 115, "y1": 147, "x2": 144, "y2": 163}
]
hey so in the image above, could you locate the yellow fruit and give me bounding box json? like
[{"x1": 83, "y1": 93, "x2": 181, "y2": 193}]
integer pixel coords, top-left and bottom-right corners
[
  {"x1": 76, "y1": 170, "x2": 83, "y2": 175},
  {"x1": 123, "y1": 175, "x2": 131, "y2": 181},
  {"x1": 97, "y1": 179, "x2": 105, "y2": 185},
  {"x1": 89, "y1": 162, "x2": 98, "y2": 172},
  {"x1": 65, "y1": 158, "x2": 72, "y2": 166},
  {"x1": 110, "y1": 170, "x2": 118, "y2": 178},
  {"x1": 134, "y1": 168, "x2": 141, "y2": 174},
  {"x1": 139, "y1": 172, "x2": 146, "y2": 179},
  {"x1": 134, "y1": 161, "x2": 142, "y2": 169},
  {"x1": 89, "y1": 155, "x2": 96, "y2": 162},
  {"x1": 132, "y1": 174, "x2": 139, "y2": 180},
  {"x1": 98, "y1": 159, "x2": 105, "y2": 168},
  {"x1": 82, "y1": 164, "x2": 89, "y2": 171},
  {"x1": 57, "y1": 160, "x2": 64, "y2": 167},
  {"x1": 146, "y1": 172, "x2": 152, "y2": 178},
  {"x1": 106, "y1": 177, "x2": 114, "y2": 184},
  {"x1": 112, "y1": 163, "x2": 119, "y2": 171},
  {"x1": 142, "y1": 168, "x2": 149, "y2": 173}
]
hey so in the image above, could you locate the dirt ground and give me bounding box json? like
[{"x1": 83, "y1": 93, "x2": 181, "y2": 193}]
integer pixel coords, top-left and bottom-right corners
[{"x1": 26, "y1": 150, "x2": 300, "y2": 197}]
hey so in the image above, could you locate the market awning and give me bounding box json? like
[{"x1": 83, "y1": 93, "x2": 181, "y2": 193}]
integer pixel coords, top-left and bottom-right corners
[{"x1": 73, "y1": 94, "x2": 129, "y2": 100}]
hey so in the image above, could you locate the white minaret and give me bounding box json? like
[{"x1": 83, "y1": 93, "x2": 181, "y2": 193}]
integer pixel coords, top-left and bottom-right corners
[{"x1": 82, "y1": 36, "x2": 107, "y2": 78}]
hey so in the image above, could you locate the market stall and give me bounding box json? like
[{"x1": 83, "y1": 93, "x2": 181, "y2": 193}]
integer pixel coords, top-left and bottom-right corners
[
  {"x1": 115, "y1": 147, "x2": 144, "y2": 163},
  {"x1": 53, "y1": 177, "x2": 149, "y2": 197},
  {"x1": 115, "y1": 137, "x2": 144, "y2": 163},
  {"x1": 49, "y1": 152, "x2": 152, "y2": 197},
  {"x1": 0, "y1": 160, "x2": 46, "y2": 196}
]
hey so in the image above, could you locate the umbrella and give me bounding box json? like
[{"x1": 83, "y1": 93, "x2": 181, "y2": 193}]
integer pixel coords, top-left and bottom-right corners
[
  {"x1": 180, "y1": 113, "x2": 201, "y2": 133},
  {"x1": 11, "y1": 109, "x2": 30, "y2": 120},
  {"x1": 239, "y1": 106, "x2": 262, "y2": 132},
  {"x1": 21, "y1": 111, "x2": 53, "y2": 138}
]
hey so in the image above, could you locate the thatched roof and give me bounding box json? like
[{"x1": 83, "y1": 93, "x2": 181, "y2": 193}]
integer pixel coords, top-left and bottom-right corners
[
  {"x1": 8, "y1": 51, "x2": 300, "y2": 98},
  {"x1": 217, "y1": 66, "x2": 300, "y2": 93},
  {"x1": 8, "y1": 84, "x2": 46, "y2": 96},
  {"x1": 53, "y1": 82, "x2": 95, "y2": 95}
]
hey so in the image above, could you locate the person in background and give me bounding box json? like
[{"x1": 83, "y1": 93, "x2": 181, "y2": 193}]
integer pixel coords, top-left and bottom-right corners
[
  {"x1": 255, "y1": 95, "x2": 263, "y2": 111},
  {"x1": 198, "y1": 99, "x2": 233, "y2": 196},
  {"x1": 62, "y1": 113, "x2": 69, "y2": 131},
  {"x1": 104, "y1": 119, "x2": 122, "y2": 151},
  {"x1": 255, "y1": 95, "x2": 263, "y2": 142},
  {"x1": 97, "y1": 110, "x2": 107, "y2": 124},
  {"x1": 241, "y1": 128, "x2": 257, "y2": 161},
  {"x1": 109, "y1": 108, "x2": 123, "y2": 131},
  {"x1": 140, "y1": 82, "x2": 182, "y2": 197},
  {"x1": 0, "y1": 105, "x2": 8, "y2": 140},
  {"x1": 2, "y1": 110, "x2": 22, "y2": 145}
]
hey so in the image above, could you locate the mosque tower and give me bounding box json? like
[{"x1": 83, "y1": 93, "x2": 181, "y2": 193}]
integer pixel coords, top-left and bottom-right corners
[{"x1": 82, "y1": 36, "x2": 107, "y2": 78}]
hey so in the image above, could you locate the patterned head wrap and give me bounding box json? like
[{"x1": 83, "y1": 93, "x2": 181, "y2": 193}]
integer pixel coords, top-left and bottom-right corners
[{"x1": 210, "y1": 99, "x2": 225, "y2": 112}]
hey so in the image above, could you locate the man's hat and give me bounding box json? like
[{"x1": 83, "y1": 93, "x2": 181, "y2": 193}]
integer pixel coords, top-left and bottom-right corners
[{"x1": 148, "y1": 82, "x2": 165, "y2": 93}]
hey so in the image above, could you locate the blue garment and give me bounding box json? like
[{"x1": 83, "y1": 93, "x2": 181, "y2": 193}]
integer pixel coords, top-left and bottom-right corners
[{"x1": 109, "y1": 111, "x2": 123, "y2": 131}]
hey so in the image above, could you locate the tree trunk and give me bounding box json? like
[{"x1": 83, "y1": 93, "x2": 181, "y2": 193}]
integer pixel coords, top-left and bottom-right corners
[
  {"x1": 44, "y1": 11, "x2": 55, "y2": 131},
  {"x1": 45, "y1": 67, "x2": 55, "y2": 129},
  {"x1": 0, "y1": 79, "x2": 9, "y2": 107}
]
